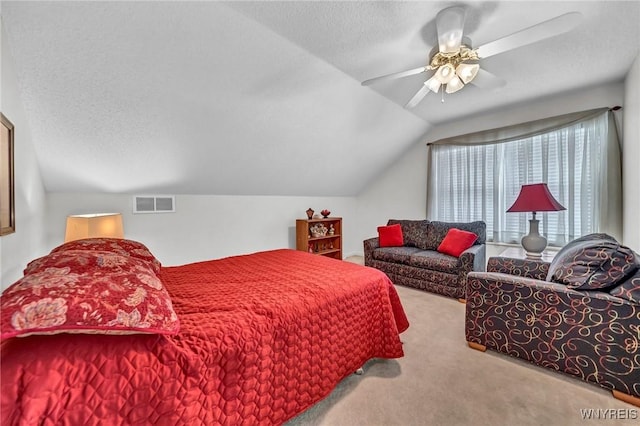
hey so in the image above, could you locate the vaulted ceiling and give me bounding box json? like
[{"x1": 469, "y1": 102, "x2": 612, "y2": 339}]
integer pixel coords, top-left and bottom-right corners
[{"x1": 2, "y1": 1, "x2": 638, "y2": 196}]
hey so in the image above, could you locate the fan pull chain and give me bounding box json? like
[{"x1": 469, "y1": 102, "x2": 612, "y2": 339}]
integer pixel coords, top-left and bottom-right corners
[{"x1": 441, "y1": 87, "x2": 445, "y2": 103}]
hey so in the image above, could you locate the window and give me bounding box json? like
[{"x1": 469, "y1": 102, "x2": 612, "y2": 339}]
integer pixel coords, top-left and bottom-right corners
[{"x1": 427, "y1": 110, "x2": 621, "y2": 247}]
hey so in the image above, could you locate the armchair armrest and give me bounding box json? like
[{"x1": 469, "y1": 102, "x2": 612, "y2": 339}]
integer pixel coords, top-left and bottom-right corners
[
  {"x1": 363, "y1": 237, "x2": 380, "y2": 266},
  {"x1": 487, "y1": 256, "x2": 550, "y2": 280},
  {"x1": 467, "y1": 271, "x2": 633, "y2": 306}
]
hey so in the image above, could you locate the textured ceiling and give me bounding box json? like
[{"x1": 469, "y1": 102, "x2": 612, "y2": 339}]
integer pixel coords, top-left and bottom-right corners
[{"x1": 1, "y1": 1, "x2": 639, "y2": 196}]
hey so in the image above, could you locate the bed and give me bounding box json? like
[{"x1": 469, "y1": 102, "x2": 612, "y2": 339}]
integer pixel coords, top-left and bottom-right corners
[{"x1": 1, "y1": 238, "x2": 409, "y2": 425}]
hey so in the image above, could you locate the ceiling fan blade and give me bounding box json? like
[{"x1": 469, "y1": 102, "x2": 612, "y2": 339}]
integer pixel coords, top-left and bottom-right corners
[
  {"x1": 405, "y1": 85, "x2": 431, "y2": 109},
  {"x1": 470, "y1": 68, "x2": 506, "y2": 90},
  {"x1": 436, "y1": 6, "x2": 466, "y2": 54},
  {"x1": 475, "y1": 12, "x2": 582, "y2": 59},
  {"x1": 361, "y1": 66, "x2": 427, "y2": 86}
]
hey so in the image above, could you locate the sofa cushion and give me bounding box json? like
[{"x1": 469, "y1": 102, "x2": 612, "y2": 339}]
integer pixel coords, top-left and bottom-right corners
[
  {"x1": 372, "y1": 246, "x2": 423, "y2": 265},
  {"x1": 387, "y1": 219, "x2": 430, "y2": 249},
  {"x1": 378, "y1": 224, "x2": 404, "y2": 247},
  {"x1": 548, "y1": 233, "x2": 617, "y2": 274},
  {"x1": 424, "y1": 221, "x2": 486, "y2": 250},
  {"x1": 609, "y1": 262, "x2": 640, "y2": 303},
  {"x1": 437, "y1": 228, "x2": 478, "y2": 257},
  {"x1": 408, "y1": 251, "x2": 461, "y2": 274},
  {"x1": 547, "y1": 237, "x2": 637, "y2": 290}
]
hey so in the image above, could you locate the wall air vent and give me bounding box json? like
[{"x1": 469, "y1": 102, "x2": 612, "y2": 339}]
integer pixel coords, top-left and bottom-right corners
[{"x1": 133, "y1": 195, "x2": 175, "y2": 214}]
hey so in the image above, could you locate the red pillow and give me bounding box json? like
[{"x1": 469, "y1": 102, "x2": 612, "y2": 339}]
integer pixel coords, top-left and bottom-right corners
[
  {"x1": 2, "y1": 251, "x2": 179, "y2": 340},
  {"x1": 378, "y1": 224, "x2": 404, "y2": 247},
  {"x1": 437, "y1": 228, "x2": 478, "y2": 257}
]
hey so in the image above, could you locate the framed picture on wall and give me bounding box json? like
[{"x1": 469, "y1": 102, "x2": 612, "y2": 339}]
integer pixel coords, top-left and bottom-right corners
[{"x1": 1, "y1": 113, "x2": 15, "y2": 236}]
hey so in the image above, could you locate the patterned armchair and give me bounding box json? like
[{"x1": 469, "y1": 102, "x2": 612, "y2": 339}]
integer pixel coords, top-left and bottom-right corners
[{"x1": 465, "y1": 234, "x2": 640, "y2": 407}]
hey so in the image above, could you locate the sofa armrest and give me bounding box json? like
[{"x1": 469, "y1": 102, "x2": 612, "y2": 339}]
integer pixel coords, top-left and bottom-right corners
[
  {"x1": 363, "y1": 237, "x2": 379, "y2": 266},
  {"x1": 487, "y1": 256, "x2": 550, "y2": 280},
  {"x1": 456, "y1": 244, "x2": 486, "y2": 293},
  {"x1": 460, "y1": 244, "x2": 486, "y2": 273}
]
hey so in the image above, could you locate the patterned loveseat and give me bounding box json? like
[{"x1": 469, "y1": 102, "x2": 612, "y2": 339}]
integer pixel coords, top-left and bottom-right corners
[
  {"x1": 364, "y1": 220, "x2": 486, "y2": 299},
  {"x1": 465, "y1": 234, "x2": 640, "y2": 406}
]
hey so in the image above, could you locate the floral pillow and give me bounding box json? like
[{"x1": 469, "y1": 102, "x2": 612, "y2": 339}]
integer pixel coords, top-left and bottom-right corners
[
  {"x1": 50, "y1": 238, "x2": 161, "y2": 273},
  {"x1": 2, "y1": 251, "x2": 179, "y2": 340}
]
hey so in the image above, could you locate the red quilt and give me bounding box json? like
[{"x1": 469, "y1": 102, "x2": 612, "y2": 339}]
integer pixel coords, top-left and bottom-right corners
[{"x1": 1, "y1": 249, "x2": 408, "y2": 425}]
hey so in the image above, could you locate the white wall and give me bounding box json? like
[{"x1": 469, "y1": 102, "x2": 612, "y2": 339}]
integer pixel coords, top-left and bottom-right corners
[
  {"x1": 0, "y1": 21, "x2": 48, "y2": 290},
  {"x1": 623, "y1": 54, "x2": 640, "y2": 251},
  {"x1": 353, "y1": 82, "x2": 626, "y2": 256},
  {"x1": 423, "y1": 82, "x2": 624, "y2": 143},
  {"x1": 46, "y1": 194, "x2": 358, "y2": 266},
  {"x1": 354, "y1": 134, "x2": 431, "y2": 246}
]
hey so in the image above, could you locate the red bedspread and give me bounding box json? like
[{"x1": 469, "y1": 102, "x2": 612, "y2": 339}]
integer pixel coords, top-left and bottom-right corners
[{"x1": 1, "y1": 249, "x2": 408, "y2": 425}]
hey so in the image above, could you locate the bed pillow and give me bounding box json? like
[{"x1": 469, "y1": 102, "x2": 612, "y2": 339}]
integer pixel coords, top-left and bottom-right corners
[
  {"x1": 25, "y1": 249, "x2": 151, "y2": 276},
  {"x1": 2, "y1": 251, "x2": 179, "y2": 340},
  {"x1": 51, "y1": 238, "x2": 161, "y2": 273},
  {"x1": 437, "y1": 228, "x2": 478, "y2": 257},
  {"x1": 378, "y1": 224, "x2": 404, "y2": 247},
  {"x1": 547, "y1": 238, "x2": 637, "y2": 290}
]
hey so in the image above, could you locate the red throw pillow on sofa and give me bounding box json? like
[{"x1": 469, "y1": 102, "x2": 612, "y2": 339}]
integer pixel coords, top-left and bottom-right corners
[
  {"x1": 437, "y1": 228, "x2": 478, "y2": 257},
  {"x1": 378, "y1": 224, "x2": 404, "y2": 247}
]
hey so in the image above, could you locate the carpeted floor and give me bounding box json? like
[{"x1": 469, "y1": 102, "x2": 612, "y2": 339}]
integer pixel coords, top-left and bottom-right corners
[{"x1": 286, "y1": 259, "x2": 637, "y2": 425}]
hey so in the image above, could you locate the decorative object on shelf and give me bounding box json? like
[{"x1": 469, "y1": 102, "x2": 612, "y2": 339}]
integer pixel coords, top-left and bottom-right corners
[
  {"x1": 306, "y1": 208, "x2": 314, "y2": 220},
  {"x1": 321, "y1": 209, "x2": 330, "y2": 218},
  {"x1": 507, "y1": 183, "x2": 565, "y2": 259},
  {"x1": 295, "y1": 217, "x2": 342, "y2": 260},
  {"x1": 310, "y1": 223, "x2": 328, "y2": 238},
  {"x1": 64, "y1": 213, "x2": 125, "y2": 242}
]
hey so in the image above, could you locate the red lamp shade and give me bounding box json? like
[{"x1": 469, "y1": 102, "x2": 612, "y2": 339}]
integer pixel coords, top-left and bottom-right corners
[{"x1": 507, "y1": 183, "x2": 565, "y2": 213}]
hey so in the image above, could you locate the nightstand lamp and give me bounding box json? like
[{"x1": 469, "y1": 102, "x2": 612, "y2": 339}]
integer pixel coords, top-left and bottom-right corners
[
  {"x1": 507, "y1": 183, "x2": 565, "y2": 259},
  {"x1": 64, "y1": 213, "x2": 124, "y2": 242}
]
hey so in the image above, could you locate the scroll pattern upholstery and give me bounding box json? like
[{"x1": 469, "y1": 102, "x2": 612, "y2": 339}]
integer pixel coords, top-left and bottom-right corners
[
  {"x1": 611, "y1": 269, "x2": 640, "y2": 304},
  {"x1": 466, "y1": 267, "x2": 640, "y2": 398},
  {"x1": 546, "y1": 239, "x2": 637, "y2": 290},
  {"x1": 387, "y1": 220, "x2": 430, "y2": 249},
  {"x1": 487, "y1": 256, "x2": 550, "y2": 280},
  {"x1": 364, "y1": 235, "x2": 485, "y2": 299}
]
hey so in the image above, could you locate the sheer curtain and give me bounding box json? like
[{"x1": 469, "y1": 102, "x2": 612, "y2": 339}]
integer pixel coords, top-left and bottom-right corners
[{"x1": 426, "y1": 108, "x2": 622, "y2": 246}]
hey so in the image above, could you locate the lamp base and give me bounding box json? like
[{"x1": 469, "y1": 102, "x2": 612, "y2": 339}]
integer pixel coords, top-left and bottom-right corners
[{"x1": 521, "y1": 218, "x2": 547, "y2": 259}]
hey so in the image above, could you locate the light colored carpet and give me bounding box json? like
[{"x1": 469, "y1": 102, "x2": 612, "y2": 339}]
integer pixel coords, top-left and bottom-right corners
[{"x1": 286, "y1": 257, "x2": 637, "y2": 425}]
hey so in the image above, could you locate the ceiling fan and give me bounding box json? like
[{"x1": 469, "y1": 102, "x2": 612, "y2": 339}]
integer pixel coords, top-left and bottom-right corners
[{"x1": 362, "y1": 6, "x2": 583, "y2": 108}]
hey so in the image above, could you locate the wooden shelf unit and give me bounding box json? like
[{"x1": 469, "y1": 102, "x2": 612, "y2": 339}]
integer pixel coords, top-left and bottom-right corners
[{"x1": 296, "y1": 217, "x2": 342, "y2": 260}]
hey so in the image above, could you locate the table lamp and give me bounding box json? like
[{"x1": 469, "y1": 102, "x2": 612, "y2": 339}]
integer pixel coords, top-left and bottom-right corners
[
  {"x1": 507, "y1": 183, "x2": 565, "y2": 259},
  {"x1": 64, "y1": 213, "x2": 124, "y2": 242}
]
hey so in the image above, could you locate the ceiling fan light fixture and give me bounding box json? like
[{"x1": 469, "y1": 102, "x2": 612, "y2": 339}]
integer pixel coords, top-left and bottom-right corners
[
  {"x1": 435, "y1": 63, "x2": 456, "y2": 84},
  {"x1": 424, "y1": 76, "x2": 442, "y2": 93},
  {"x1": 436, "y1": 6, "x2": 466, "y2": 54},
  {"x1": 456, "y1": 63, "x2": 480, "y2": 84},
  {"x1": 445, "y1": 76, "x2": 464, "y2": 94}
]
